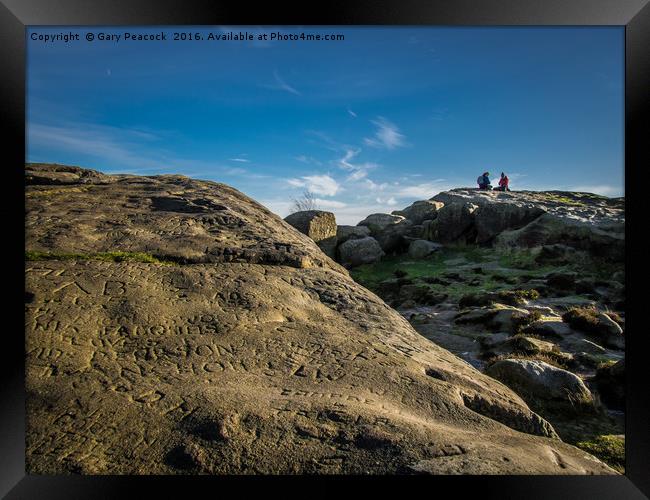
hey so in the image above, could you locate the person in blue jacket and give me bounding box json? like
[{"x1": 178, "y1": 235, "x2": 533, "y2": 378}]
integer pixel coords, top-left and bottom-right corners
[{"x1": 477, "y1": 171, "x2": 492, "y2": 190}]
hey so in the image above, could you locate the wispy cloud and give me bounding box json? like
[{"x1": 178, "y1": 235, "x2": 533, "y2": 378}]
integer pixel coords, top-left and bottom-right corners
[
  {"x1": 347, "y1": 108, "x2": 357, "y2": 118},
  {"x1": 336, "y1": 147, "x2": 379, "y2": 181},
  {"x1": 263, "y1": 70, "x2": 301, "y2": 96},
  {"x1": 294, "y1": 155, "x2": 322, "y2": 166},
  {"x1": 376, "y1": 196, "x2": 398, "y2": 206},
  {"x1": 363, "y1": 117, "x2": 406, "y2": 150},
  {"x1": 287, "y1": 174, "x2": 341, "y2": 196},
  {"x1": 229, "y1": 158, "x2": 250, "y2": 163},
  {"x1": 28, "y1": 120, "x2": 240, "y2": 179}
]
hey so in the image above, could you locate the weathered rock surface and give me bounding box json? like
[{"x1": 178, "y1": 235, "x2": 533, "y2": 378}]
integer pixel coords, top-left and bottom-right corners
[
  {"x1": 392, "y1": 200, "x2": 444, "y2": 225},
  {"x1": 485, "y1": 359, "x2": 594, "y2": 410},
  {"x1": 424, "y1": 189, "x2": 624, "y2": 261},
  {"x1": 357, "y1": 213, "x2": 405, "y2": 232},
  {"x1": 284, "y1": 210, "x2": 338, "y2": 259},
  {"x1": 337, "y1": 236, "x2": 385, "y2": 268},
  {"x1": 425, "y1": 202, "x2": 478, "y2": 244},
  {"x1": 25, "y1": 164, "x2": 614, "y2": 474},
  {"x1": 336, "y1": 225, "x2": 371, "y2": 245}
]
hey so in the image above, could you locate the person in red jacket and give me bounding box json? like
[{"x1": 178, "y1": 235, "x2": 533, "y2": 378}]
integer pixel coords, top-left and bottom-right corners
[{"x1": 496, "y1": 172, "x2": 510, "y2": 191}]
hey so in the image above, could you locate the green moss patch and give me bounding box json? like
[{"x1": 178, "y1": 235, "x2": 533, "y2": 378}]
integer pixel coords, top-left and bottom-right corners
[
  {"x1": 575, "y1": 435, "x2": 624, "y2": 473},
  {"x1": 25, "y1": 251, "x2": 176, "y2": 265}
]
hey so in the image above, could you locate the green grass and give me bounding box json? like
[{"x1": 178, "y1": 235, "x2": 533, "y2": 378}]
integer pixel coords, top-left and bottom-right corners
[
  {"x1": 350, "y1": 246, "x2": 502, "y2": 297},
  {"x1": 539, "y1": 193, "x2": 586, "y2": 206},
  {"x1": 25, "y1": 250, "x2": 176, "y2": 265},
  {"x1": 575, "y1": 435, "x2": 624, "y2": 473}
]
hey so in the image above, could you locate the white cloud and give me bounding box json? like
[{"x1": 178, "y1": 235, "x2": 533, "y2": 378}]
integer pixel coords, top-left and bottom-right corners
[
  {"x1": 264, "y1": 70, "x2": 301, "y2": 96},
  {"x1": 229, "y1": 158, "x2": 250, "y2": 163},
  {"x1": 314, "y1": 198, "x2": 347, "y2": 209},
  {"x1": 347, "y1": 169, "x2": 368, "y2": 181},
  {"x1": 287, "y1": 174, "x2": 341, "y2": 196},
  {"x1": 336, "y1": 148, "x2": 378, "y2": 181},
  {"x1": 363, "y1": 117, "x2": 406, "y2": 150},
  {"x1": 347, "y1": 108, "x2": 357, "y2": 118},
  {"x1": 376, "y1": 197, "x2": 398, "y2": 206},
  {"x1": 363, "y1": 178, "x2": 389, "y2": 192}
]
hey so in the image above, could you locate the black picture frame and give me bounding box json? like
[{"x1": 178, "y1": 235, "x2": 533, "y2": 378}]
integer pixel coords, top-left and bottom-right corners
[{"x1": 2, "y1": 0, "x2": 648, "y2": 497}]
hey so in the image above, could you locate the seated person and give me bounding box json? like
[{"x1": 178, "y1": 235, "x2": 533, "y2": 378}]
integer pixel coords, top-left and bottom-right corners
[
  {"x1": 495, "y1": 172, "x2": 510, "y2": 191},
  {"x1": 477, "y1": 171, "x2": 492, "y2": 190}
]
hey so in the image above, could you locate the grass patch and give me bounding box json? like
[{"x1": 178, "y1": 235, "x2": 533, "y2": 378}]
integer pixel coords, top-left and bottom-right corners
[
  {"x1": 26, "y1": 186, "x2": 89, "y2": 198},
  {"x1": 25, "y1": 250, "x2": 176, "y2": 265},
  {"x1": 575, "y1": 435, "x2": 624, "y2": 473},
  {"x1": 562, "y1": 306, "x2": 614, "y2": 337},
  {"x1": 483, "y1": 350, "x2": 573, "y2": 371},
  {"x1": 539, "y1": 193, "x2": 586, "y2": 206},
  {"x1": 459, "y1": 289, "x2": 540, "y2": 308},
  {"x1": 350, "y1": 246, "x2": 495, "y2": 293}
]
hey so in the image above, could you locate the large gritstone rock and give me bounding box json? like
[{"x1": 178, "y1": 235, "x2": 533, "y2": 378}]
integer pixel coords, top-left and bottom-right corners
[
  {"x1": 473, "y1": 203, "x2": 545, "y2": 244},
  {"x1": 25, "y1": 164, "x2": 615, "y2": 475},
  {"x1": 424, "y1": 189, "x2": 624, "y2": 261},
  {"x1": 284, "y1": 210, "x2": 338, "y2": 259},
  {"x1": 485, "y1": 359, "x2": 594, "y2": 413},
  {"x1": 357, "y1": 213, "x2": 405, "y2": 233},
  {"x1": 337, "y1": 236, "x2": 385, "y2": 267},
  {"x1": 336, "y1": 225, "x2": 371, "y2": 245},
  {"x1": 357, "y1": 214, "x2": 417, "y2": 254},
  {"x1": 425, "y1": 202, "x2": 478, "y2": 244},
  {"x1": 392, "y1": 200, "x2": 445, "y2": 225}
]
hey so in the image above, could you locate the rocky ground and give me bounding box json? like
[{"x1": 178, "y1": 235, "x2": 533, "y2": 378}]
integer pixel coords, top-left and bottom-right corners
[
  {"x1": 338, "y1": 189, "x2": 625, "y2": 472},
  {"x1": 25, "y1": 164, "x2": 620, "y2": 474}
]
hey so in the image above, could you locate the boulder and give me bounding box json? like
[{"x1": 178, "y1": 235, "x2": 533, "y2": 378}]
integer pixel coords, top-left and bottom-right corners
[
  {"x1": 485, "y1": 359, "x2": 594, "y2": 411},
  {"x1": 561, "y1": 308, "x2": 624, "y2": 350},
  {"x1": 489, "y1": 307, "x2": 535, "y2": 334},
  {"x1": 357, "y1": 213, "x2": 404, "y2": 232},
  {"x1": 408, "y1": 240, "x2": 443, "y2": 259},
  {"x1": 373, "y1": 219, "x2": 416, "y2": 254},
  {"x1": 487, "y1": 336, "x2": 557, "y2": 357},
  {"x1": 337, "y1": 236, "x2": 385, "y2": 267},
  {"x1": 392, "y1": 200, "x2": 444, "y2": 225},
  {"x1": 425, "y1": 202, "x2": 478, "y2": 243},
  {"x1": 496, "y1": 213, "x2": 624, "y2": 263},
  {"x1": 284, "y1": 210, "x2": 338, "y2": 259},
  {"x1": 336, "y1": 225, "x2": 371, "y2": 245},
  {"x1": 473, "y1": 203, "x2": 545, "y2": 244},
  {"x1": 525, "y1": 320, "x2": 573, "y2": 339},
  {"x1": 24, "y1": 164, "x2": 615, "y2": 475}
]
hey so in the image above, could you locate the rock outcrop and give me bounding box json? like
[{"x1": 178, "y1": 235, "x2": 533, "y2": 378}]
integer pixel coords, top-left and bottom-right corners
[
  {"x1": 392, "y1": 200, "x2": 444, "y2": 225},
  {"x1": 485, "y1": 359, "x2": 595, "y2": 413},
  {"x1": 25, "y1": 163, "x2": 614, "y2": 474},
  {"x1": 336, "y1": 225, "x2": 371, "y2": 245},
  {"x1": 424, "y1": 189, "x2": 624, "y2": 261},
  {"x1": 337, "y1": 236, "x2": 385, "y2": 268},
  {"x1": 284, "y1": 210, "x2": 338, "y2": 259}
]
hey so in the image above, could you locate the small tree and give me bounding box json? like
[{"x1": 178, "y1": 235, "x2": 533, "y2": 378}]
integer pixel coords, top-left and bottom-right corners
[{"x1": 290, "y1": 190, "x2": 319, "y2": 213}]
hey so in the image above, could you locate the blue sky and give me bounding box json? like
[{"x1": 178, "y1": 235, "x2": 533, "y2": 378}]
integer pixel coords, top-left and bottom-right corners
[{"x1": 27, "y1": 26, "x2": 624, "y2": 224}]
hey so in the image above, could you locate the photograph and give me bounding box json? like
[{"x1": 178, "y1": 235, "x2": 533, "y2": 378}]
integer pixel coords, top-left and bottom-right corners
[{"x1": 22, "y1": 24, "x2": 629, "y2": 476}]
